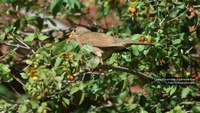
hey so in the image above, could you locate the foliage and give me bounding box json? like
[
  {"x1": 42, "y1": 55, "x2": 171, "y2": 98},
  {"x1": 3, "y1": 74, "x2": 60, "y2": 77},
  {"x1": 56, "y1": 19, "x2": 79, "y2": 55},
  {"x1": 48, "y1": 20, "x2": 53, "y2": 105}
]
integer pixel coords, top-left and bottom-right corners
[{"x1": 0, "y1": 0, "x2": 200, "y2": 112}]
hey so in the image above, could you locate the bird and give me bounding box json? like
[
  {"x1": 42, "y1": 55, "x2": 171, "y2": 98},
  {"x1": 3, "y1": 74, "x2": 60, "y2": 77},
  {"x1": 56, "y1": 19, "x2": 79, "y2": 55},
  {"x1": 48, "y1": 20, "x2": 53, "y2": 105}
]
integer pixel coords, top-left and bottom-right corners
[{"x1": 70, "y1": 26, "x2": 153, "y2": 60}]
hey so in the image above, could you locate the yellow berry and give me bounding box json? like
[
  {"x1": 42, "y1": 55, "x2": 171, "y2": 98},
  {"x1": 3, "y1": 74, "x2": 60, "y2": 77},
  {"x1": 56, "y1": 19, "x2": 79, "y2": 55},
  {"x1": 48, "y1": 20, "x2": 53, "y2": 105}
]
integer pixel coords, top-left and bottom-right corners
[
  {"x1": 32, "y1": 76, "x2": 39, "y2": 81},
  {"x1": 129, "y1": 7, "x2": 137, "y2": 13}
]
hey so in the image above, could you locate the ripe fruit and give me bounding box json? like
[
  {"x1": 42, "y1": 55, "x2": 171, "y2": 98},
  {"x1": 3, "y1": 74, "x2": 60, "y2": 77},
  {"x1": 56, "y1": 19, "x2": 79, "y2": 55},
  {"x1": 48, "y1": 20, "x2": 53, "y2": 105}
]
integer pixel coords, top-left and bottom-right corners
[
  {"x1": 195, "y1": 76, "x2": 200, "y2": 81},
  {"x1": 106, "y1": 95, "x2": 110, "y2": 100},
  {"x1": 143, "y1": 40, "x2": 148, "y2": 43},
  {"x1": 68, "y1": 54, "x2": 74, "y2": 60},
  {"x1": 69, "y1": 75, "x2": 74, "y2": 81},
  {"x1": 68, "y1": 34, "x2": 74, "y2": 39},
  {"x1": 42, "y1": 92, "x2": 47, "y2": 97},
  {"x1": 129, "y1": 7, "x2": 137, "y2": 13},
  {"x1": 160, "y1": 59, "x2": 166, "y2": 65},
  {"x1": 139, "y1": 36, "x2": 145, "y2": 42},
  {"x1": 150, "y1": 36, "x2": 154, "y2": 42},
  {"x1": 29, "y1": 69, "x2": 34, "y2": 76},
  {"x1": 124, "y1": 97, "x2": 129, "y2": 103},
  {"x1": 32, "y1": 76, "x2": 39, "y2": 81}
]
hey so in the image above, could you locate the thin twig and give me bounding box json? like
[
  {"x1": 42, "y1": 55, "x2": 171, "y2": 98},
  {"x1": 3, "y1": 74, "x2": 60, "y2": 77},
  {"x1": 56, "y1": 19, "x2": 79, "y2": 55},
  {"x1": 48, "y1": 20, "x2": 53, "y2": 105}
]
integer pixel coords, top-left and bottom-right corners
[
  {"x1": 185, "y1": 38, "x2": 200, "y2": 54},
  {"x1": 11, "y1": 74, "x2": 25, "y2": 86},
  {"x1": 167, "y1": 10, "x2": 187, "y2": 23},
  {"x1": 11, "y1": 33, "x2": 36, "y2": 53},
  {"x1": 8, "y1": 83, "x2": 22, "y2": 99},
  {"x1": 193, "y1": 5, "x2": 200, "y2": 8},
  {"x1": 0, "y1": 41, "x2": 31, "y2": 50},
  {"x1": 99, "y1": 101, "x2": 120, "y2": 108},
  {"x1": 0, "y1": 95, "x2": 21, "y2": 104},
  {"x1": 96, "y1": 65, "x2": 154, "y2": 81}
]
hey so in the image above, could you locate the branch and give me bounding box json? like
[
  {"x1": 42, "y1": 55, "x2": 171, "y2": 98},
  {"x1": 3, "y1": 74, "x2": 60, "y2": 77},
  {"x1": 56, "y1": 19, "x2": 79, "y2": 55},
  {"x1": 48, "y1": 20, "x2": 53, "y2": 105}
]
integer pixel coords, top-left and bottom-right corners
[
  {"x1": 96, "y1": 65, "x2": 154, "y2": 81},
  {"x1": 193, "y1": 5, "x2": 200, "y2": 8},
  {"x1": 11, "y1": 33, "x2": 35, "y2": 53},
  {"x1": 167, "y1": 10, "x2": 188, "y2": 23},
  {"x1": 0, "y1": 95, "x2": 21, "y2": 104},
  {"x1": 0, "y1": 41, "x2": 31, "y2": 50}
]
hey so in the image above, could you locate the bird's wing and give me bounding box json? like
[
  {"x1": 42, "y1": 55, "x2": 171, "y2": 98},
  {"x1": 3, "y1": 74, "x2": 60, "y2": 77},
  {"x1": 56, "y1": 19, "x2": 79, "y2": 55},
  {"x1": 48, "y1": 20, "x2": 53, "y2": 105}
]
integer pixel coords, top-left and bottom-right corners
[{"x1": 77, "y1": 32, "x2": 129, "y2": 47}]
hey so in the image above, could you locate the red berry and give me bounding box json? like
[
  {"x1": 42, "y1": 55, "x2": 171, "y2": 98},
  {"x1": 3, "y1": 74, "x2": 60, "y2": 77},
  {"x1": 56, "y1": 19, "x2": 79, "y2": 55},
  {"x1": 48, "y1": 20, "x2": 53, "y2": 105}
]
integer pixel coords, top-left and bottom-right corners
[
  {"x1": 42, "y1": 92, "x2": 47, "y2": 97},
  {"x1": 69, "y1": 75, "x2": 74, "y2": 81}
]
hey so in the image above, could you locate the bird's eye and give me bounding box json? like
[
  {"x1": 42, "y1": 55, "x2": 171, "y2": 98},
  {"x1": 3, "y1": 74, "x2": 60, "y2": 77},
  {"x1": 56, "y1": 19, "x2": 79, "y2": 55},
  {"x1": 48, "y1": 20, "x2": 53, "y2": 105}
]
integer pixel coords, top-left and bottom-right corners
[{"x1": 73, "y1": 29, "x2": 76, "y2": 32}]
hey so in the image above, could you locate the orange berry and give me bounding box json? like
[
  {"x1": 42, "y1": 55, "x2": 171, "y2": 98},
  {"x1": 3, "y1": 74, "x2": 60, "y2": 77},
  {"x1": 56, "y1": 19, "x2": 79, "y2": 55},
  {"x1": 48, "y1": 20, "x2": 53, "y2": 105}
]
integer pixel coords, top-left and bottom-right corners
[
  {"x1": 42, "y1": 92, "x2": 47, "y2": 97},
  {"x1": 124, "y1": 97, "x2": 129, "y2": 103},
  {"x1": 29, "y1": 69, "x2": 34, "y2": 76},
  {"x1": 68, "y1": 34, "x2": 74, "y2": 39},
  {"x1": 69, "y1": 75, "x2": 74, "y2": 81},
  {"x1": 195, "y1": 76, "x2": 200, "y2": 81},
  {"x1": 32, "y1": 76, "x2": 39, "y2": 81},
  {"x1": 129, "y1": 7, "x2": 137, "y2": 13},
  {"x1": 150, "y1": 36, "x2": 154, "y2": 42},
  {"x1": 160, "y1": 59, "x2": 166, "y2": 65},
  {"x1": 139, "y1": 36, "x2": 145, "y2": 42},
  {"x1": 143, "y1": 40, "x2": 148, "y2": 43},
  {"x1": 106, "y1": 95, "x2": 110, "y2": 100},
  {"x1": 68, "y1": 54, "x2": 74, "y2": 60}
]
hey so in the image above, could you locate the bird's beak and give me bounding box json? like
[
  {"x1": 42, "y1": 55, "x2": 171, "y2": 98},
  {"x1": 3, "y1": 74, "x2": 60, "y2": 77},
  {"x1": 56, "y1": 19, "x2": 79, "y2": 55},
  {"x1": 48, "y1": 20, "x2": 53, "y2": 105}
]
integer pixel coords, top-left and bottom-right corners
[{"x1": 68, "y1": 31, "x2": 75, "y2": 40}]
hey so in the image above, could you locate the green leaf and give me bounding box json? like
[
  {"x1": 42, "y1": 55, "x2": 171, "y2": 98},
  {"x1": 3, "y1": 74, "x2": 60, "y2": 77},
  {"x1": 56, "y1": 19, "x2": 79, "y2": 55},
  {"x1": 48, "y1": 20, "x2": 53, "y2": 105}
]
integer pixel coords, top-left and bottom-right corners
[
  {"x1": 63, "y1": 97, "x2": 70, "y2": 105},
  {"x1": 73, "y1": 90, "x2": 85, "y2": 105},
  {"x1": 139, "y1": 107, "x2": 148, "y2": 113},
  {"x1": 30, "y1": 100, "x2": 39, "y2": 109},
  {"x1": 55, "y1": 72, "x2": 65, "y2": 82},
  {"x1": 54, "y1": 57, "x2": 62, "y2": 67},
  {"x1": 172, "y1": 39, "x2": 181, "y2": 45},
  {"x1": 38, "y1": 34, "x2": 48, "y2": 41},
  {"x1": 19, "y1": 104, "x2": 27, "y2": 113},
  {"x1": 71, "y1": 40, "x2": 79, "y2": 48},
  {"x1": 156, "y1": 106, "x2": 161, "y2": 113},
  {"x1": 143, "y1": 48, "x2": 150, "y2": 55},
  {"x1": 55, "y1": 41, "x2": 73, "y2": 53},
  {"x1": 179, "y1": 101, "x2": 194, "y2": 105},
  {"x1": 70, "y1": 87, "x2": 79, "y2": 94},
  {"x1": 173, "y1": 105, "x2": 184, "y2": 113},
  {"x1": 50, "y1": 0, "x2": 63, "y2": 17},
  {"x1": 130, "y1": 34, "x2": 141, "y2": 40},
  {"x1": 192, "y1": 106, "x2": 200, "y2": 113},
  {"x1": 0, "y1": 33, "x2": 6, "y2": 40},
  {"x1": 82, "y1": 45, "x2": 93, "y2": 53},
  {"x1": 127, "y1": 104, "x2": 137, "y2": 111},
  {"x1": 0, "y1": 63, "x2": 10, "y2": 74},
  {"x1": 20, "y1": 73, "x2": 28, "y2": 79},
  {"x1": 88, "y1": 56, "x2": 100, "y2": 69},
  {"x1": 177, "y1": 3, "x2": 185, "y2": 9},
  {"x1": 119, "y1": 92, "x2": 127, "y2": 101},
  {"x1": 103, "y1": 6, "x2": 110, "y2": 15},
  {"x1": 5, "y1": 24, "x2": 13, "y2": 33},
  {"x1": 0, "y1": 85, "x2": 15, "y2": 99},
  {"x1": 169, "y1": 85, "x2": 177, "y2": 95},
  {"x1": 24, "y1": 34, "x2": 35, "y2": 42},
  {"x1": 181, "y1": 87, "x2": 191, "y2": 98},
  {"x1": 131, "y1": 46, "x2": 139, "y2": 56}
]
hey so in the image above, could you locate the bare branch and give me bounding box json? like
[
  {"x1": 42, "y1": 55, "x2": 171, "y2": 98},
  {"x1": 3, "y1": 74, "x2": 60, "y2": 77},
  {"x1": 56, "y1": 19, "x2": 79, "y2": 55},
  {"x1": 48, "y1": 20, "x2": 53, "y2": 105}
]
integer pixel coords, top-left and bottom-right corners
[
  {"x1": 0, "y1": 95, "x2": 21, "y2": 104},
  {"x1": 0, "y1": 41, "x2": 31, "y2": 50},
  {"x1": 96, "y1": 65, "x2": 154, "y2": 81}
]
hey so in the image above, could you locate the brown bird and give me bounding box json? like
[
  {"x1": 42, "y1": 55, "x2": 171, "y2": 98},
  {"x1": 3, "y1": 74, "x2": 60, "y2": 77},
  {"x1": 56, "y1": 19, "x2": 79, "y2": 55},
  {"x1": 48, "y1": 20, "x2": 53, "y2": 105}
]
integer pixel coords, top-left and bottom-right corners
[{"x1": 70, "y1": 27, "x2": 153, "y2": 60}]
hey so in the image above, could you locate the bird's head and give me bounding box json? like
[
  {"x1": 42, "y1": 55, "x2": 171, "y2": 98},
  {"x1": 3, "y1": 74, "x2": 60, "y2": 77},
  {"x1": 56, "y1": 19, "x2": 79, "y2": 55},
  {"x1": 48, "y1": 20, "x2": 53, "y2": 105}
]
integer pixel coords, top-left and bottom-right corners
[
  {"x1": 72, "y1": 27, "x2": 90, "y2": 35},
  {"x1": 68, "y1": 26, "x2": 91, "y2": 40}
]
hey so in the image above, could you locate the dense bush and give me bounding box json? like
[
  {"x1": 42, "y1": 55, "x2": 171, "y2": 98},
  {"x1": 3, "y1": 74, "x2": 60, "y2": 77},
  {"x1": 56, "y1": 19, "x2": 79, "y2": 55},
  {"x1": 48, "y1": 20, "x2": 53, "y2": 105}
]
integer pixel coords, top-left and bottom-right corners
[{"x1": 0, "y1": 0, "x2": 200, "y2": 112}]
